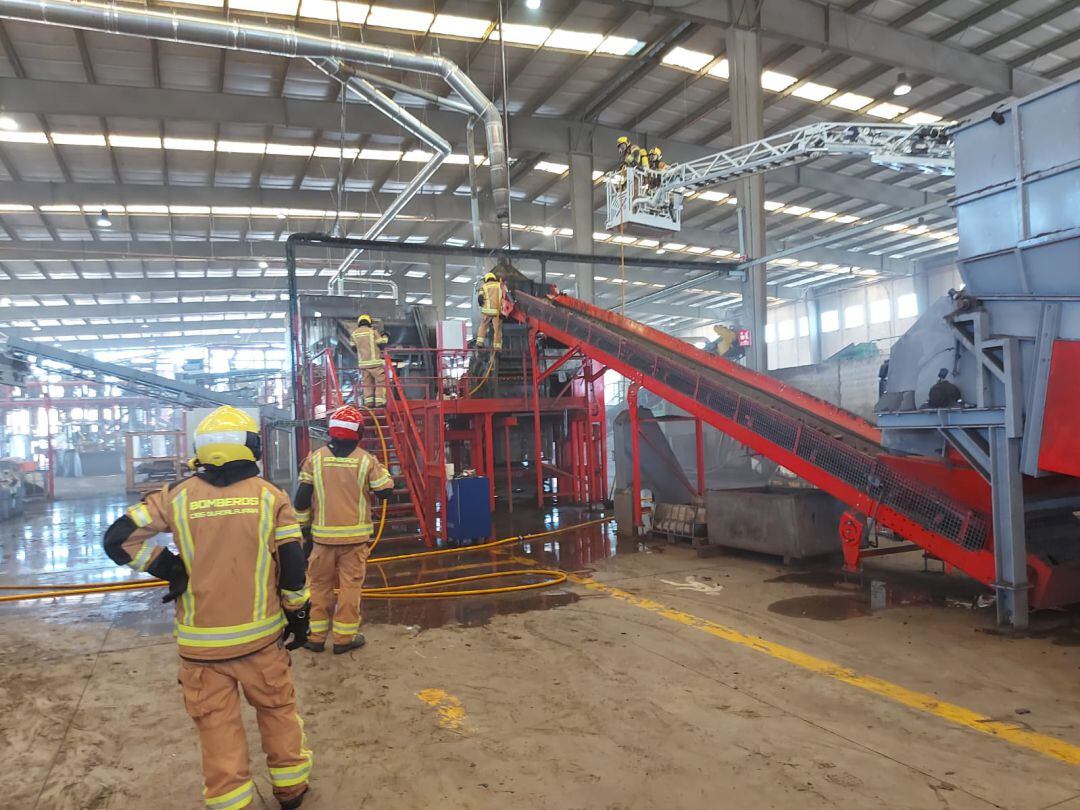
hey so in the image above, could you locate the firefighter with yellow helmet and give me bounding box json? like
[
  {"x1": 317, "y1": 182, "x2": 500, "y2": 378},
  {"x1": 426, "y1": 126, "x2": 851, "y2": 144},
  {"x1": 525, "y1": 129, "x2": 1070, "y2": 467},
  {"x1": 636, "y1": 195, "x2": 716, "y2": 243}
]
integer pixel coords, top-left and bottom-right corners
[
  {"x1": 476, "y1": 271, "x2": 505, "y2": 351},
  {"x1": 350, "y1": 314, "x2": 389, "y2": 406},
  {"x1": 103, "y1": 406, "x2": 313, "y2": 810}
]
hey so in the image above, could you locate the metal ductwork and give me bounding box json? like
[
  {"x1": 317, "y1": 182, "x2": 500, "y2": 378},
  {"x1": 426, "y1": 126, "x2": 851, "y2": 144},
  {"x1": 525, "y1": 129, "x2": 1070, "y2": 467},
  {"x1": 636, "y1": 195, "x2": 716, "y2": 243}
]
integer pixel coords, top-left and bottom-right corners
[
  {"x1": 310, "y1": 57, "x2": 451, "y2": 289},
  {"x1": 0, "y1": 0, "x2": 511, "y2": 222}
]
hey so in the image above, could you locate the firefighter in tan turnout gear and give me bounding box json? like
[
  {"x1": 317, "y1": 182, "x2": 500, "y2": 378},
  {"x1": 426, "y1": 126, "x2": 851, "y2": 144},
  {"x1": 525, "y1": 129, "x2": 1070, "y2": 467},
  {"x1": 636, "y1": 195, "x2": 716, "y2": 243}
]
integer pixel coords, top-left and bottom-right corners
[
  {"x1": 103, "y1": 406, "x2": 313, "y2": 810},
  {"x1": 477, "y1": 271, "x2": 505, "y2": 352},
  {"x1": 350, "y1": 314, "x2": 389, "y2": 406},
  {"x1": 294, "y1": 405, "x2": 394, "y2": 654}
]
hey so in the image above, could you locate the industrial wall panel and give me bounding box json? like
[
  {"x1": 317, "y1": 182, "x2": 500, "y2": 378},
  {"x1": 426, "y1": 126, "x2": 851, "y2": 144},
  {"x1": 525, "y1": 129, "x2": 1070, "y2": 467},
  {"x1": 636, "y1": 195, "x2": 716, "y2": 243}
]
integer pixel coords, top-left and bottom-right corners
[
  {"x1": 954, "y1": 108, "x2": 1015, "y2": 197},
  {"x1": 1018, "y1": 82, "x2": 1080, "y2": 177},
  {"x1": 1027, "y1": 169, "x2": 1080, "y2": 240},
  {"x1": 957, "y1": 190, "x2": 1020, "y2": 260},
  {"x1": 1038, "y1": 340, "x2": 1080, "y2": 478}
]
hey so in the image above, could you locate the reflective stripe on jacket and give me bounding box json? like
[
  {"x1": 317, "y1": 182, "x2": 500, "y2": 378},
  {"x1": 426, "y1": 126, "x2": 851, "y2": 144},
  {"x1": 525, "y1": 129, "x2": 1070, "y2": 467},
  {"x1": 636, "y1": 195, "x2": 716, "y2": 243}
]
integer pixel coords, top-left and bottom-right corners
[
  {"x1": 297, "y1": 446, "x2": 395, "y2": 545},
  {"x1": 480, "y1": 281, "x2": 504, "y2": 316},
  {"x1": 351, "y1": 326, "x2": 388, "y2": 368},
  {"x1": 122, "y1": 477, "x2": 304, "y2": 661}
]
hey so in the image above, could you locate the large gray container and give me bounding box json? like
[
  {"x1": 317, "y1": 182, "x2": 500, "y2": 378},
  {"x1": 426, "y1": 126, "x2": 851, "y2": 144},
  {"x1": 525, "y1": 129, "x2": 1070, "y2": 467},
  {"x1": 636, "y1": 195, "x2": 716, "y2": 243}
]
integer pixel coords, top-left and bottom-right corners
[{"x1": 705, "y1": 488, "x2": 845, "y2": 563}]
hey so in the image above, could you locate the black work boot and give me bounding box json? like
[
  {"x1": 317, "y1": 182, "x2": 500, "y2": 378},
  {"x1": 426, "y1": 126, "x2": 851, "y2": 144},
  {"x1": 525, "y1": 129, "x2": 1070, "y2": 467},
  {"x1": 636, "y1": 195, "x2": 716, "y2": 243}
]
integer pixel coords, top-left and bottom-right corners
[
  {"x1": 303, "y1": 640, "x2": 325, "y2": 653},
  {"x1": 279, "y1": 786, "x2": 309, "y2": 809},
  {"x1": 333, "y1": 634, "x2": 366, "y2": 654}
]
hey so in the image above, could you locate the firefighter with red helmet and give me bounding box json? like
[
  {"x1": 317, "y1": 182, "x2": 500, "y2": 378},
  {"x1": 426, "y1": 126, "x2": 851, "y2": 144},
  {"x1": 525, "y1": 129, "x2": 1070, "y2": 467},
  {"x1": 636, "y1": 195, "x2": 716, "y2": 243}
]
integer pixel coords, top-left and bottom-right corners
[
  {"x1": 103, "y1": 406, "x2": 313, "y2": 810},
  {"x1": 293, "y1": 405, "x2": 394, "y2": 654}
]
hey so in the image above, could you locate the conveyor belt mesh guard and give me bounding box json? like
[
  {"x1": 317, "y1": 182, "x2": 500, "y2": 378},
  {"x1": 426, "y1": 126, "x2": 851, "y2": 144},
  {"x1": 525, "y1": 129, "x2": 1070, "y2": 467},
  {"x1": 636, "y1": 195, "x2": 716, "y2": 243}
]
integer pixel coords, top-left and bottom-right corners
[{"x1": 520, "y1": 294, "x2": 989, "y2": 553}]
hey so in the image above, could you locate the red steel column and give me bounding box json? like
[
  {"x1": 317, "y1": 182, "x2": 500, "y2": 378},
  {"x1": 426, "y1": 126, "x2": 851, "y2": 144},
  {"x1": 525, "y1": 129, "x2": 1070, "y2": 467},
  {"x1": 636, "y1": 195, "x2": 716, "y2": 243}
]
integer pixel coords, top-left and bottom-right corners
[
  {"x1": 529, "y1": 329, "x2": 544, "y2": 508},
  {"x1": 695, "y1": 417, "x2": 706, "y2": 497},
  {"x1": 628, "y1": 382, "x2": 642, "y2": 533},
  {"x1": 485, "y1": 412, "x2": 495, "y2": 512}
]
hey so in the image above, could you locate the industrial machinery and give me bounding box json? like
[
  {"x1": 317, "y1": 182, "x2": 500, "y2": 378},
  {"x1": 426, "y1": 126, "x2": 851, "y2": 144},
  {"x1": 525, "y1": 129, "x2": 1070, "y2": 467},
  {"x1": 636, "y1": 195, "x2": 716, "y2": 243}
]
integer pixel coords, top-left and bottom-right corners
[
  {"x1": 606, "y1": 121, "x2": 954, "y2": 233},
  {"x1": 879, "y1": 77, "x2": 1080, "y2": 628}
]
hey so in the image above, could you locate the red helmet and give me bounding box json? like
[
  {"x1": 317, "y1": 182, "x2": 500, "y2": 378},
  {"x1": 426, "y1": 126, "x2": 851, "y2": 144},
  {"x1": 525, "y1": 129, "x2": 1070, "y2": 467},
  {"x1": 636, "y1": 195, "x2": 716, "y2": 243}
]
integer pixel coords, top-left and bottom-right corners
[{"x1": 328, "y1": 405, "x2": 363, "y2": 440}]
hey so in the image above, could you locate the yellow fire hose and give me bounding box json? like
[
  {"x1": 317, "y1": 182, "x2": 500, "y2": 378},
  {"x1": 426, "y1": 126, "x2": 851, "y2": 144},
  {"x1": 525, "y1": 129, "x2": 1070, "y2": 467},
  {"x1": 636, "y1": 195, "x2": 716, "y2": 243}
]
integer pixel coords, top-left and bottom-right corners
[
  {"x1": 363, "y1": 404, "x2": 389, "y2": 553},
  {"x1": 0, "y1": 518, "x2": 614, "y2": 604}
]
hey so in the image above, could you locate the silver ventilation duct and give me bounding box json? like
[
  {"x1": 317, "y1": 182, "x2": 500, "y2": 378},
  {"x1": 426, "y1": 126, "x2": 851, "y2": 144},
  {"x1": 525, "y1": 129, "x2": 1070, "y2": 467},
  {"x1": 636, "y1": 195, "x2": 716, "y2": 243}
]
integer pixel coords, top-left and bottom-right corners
[{"x1": 0, "y1": 0, "x2": 511, "y2": 221}]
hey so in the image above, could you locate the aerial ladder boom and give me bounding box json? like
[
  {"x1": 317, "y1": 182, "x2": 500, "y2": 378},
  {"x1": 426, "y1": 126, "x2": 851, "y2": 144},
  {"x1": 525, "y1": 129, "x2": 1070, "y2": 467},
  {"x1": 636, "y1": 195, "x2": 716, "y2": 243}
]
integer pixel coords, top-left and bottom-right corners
[{"x1": 606, "y1": 121, "x2": 954, "y2": 233}]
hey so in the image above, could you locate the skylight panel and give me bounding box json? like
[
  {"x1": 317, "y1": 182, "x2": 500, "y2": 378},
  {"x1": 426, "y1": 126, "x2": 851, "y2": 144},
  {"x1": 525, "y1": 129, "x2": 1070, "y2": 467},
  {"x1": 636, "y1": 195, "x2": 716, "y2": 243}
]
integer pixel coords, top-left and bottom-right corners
[
  {"x1": 366, "y1": 5, "x2": 433, "y2": 32},
  {"x1": 490, "y1": 23, "x2": 549, "y2": 46},
  {"x1": 265, "y1": 143, "x2": 315, "y2": 157},
  {"x1": 903, "y1": 111, "x2": 942, "y2": 125},
  {"x1": 760, "y1": 70, "x2": 797, "y2": 92},
  {"x1": 597, "y1": 35, "x2": 643, "y2": 56},
  {"x1": 109, "y1": 134, "x2": 162, "y2": 149},
  {"x1": 545, "y1": 28, "x2": 604, "y2": 53},
  {"x1": 535, "y1": 161, "x2": 569, "y2": 174},
  {"x1": 866, "y1": 102, "x2": 907, "y2": 120},
  {"x1": 359, "y1": 148, "x2": 402, "y2": 161},
  {"x1": 829, "y1": 92, "x2": 874, "y2": 111},
  {"x1": 791, "y1": 82, "x2": 835, "y2": 102},
  {"x1": 429, "y1": 14, "x2": 490, "y2": 38},
  {"x1": 663, "y1": 47, "x2": 714, "y2": 72},
  {"x1": 217, "y1": 140, "x2": 267, "y2": 154},
  {"x1": 229, "y1": 0, "x2": 299, "y2": 15},
  {"x1": 708, "y1": 58, "x2": 729, "y2": 79},
  {"x1": 0, "y1": 131, "x2": 47, "y2": 143},
  {"x1": 51, "y1": 132, "x2": 107, "y2": 146},
  {"x1": 298, "y1": 0, "x2": 368, "y2": 23},
  {"x1": 164, "y1": 137, "x2": 216, "y2": 152}
]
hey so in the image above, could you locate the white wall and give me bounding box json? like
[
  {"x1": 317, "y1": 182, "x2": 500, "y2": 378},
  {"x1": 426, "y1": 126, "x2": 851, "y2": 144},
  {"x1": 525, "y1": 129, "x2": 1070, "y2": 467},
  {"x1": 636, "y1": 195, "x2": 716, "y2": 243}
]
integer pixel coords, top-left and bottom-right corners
[{"x1": 765, "y1": 264, "x2": 962, "y2": 369}]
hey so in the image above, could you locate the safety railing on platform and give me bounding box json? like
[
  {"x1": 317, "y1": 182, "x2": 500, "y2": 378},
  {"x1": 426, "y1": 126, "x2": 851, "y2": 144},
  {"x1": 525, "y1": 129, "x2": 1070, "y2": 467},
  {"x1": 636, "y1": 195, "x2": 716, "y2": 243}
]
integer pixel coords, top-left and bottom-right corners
[{"x1": 384, "y1": 360, "x2": 436, "y2": 546}]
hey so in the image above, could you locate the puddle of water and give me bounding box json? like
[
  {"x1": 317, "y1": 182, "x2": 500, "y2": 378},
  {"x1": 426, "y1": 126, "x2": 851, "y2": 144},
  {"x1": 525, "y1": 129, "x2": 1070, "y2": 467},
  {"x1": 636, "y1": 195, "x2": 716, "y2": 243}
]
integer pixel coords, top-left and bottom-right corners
[
  {"x1": 768, "y1": 594, "x2": 870, "y2": 621},
  {"x1": 364, "y1": 588, "x2": 580, "y2": 630}
]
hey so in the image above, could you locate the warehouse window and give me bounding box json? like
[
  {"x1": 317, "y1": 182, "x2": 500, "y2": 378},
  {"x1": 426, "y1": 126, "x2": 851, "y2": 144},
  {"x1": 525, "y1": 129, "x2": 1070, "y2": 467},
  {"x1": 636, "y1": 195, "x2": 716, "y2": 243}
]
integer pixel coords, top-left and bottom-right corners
[
  {"x1": 821, "y1": 309, "x2": 840, "y2": 333},
  {"x1": 798, "y1": 316, "x2": 810, "y2": 337},
  {"x1": 778, "y1": 319, "x2": 795, "y2": 340},
  {"x1": 897, "y1": 293, "x2": 919, "y2": 319},
  {"x1": 869, "y1": 298, "x2": 891, "y2": 324},
  {"x1": 844, "y1": 304, "x2": 865, "y2": 329},
  {"x1": 765, "y1": 322, "x2": 776, "y2": 343}
]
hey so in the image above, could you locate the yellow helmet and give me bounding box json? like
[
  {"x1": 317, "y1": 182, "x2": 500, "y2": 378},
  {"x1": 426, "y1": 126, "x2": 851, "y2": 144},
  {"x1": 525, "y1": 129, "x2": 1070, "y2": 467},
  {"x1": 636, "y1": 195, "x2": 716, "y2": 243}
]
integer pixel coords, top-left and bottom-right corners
[
  {"x1": 483, "y1": 272, "x2": 497, "y2": 283},
  {"x1": 193, "y1": 406, "x2": 261, "y2": 467},
  {"x1": 650, "y1": 146, "x2": 662, "y2": 157},
  {"x1": 357, "y1": 314, "x2": 372, "y2": 327},
  {"x1": 616, "y1": 136, "x2": 630, "y2": 148}
]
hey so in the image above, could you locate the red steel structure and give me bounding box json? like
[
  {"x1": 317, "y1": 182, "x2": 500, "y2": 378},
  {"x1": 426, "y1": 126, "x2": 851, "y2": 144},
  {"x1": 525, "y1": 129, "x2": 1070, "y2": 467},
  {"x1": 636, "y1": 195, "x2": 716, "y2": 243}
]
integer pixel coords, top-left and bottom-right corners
[{"x1": 511, "y1": 290, "x2": 1080, "y2": 610}]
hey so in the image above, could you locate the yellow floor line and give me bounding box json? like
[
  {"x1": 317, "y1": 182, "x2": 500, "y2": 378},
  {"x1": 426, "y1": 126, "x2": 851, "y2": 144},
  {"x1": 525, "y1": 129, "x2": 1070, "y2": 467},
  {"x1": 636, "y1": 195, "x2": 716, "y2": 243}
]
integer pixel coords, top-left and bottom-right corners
[{"x1": 574, "y1": 575, "x2": 1080, "y2": 767}]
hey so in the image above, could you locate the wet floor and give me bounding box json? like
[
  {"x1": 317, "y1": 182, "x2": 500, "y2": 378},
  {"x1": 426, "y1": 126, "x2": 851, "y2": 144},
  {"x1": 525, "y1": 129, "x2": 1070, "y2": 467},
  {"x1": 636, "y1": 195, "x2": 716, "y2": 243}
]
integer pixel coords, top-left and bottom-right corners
[{"x1": 0, "y1": 495, "x2": 624, "y2": 635}]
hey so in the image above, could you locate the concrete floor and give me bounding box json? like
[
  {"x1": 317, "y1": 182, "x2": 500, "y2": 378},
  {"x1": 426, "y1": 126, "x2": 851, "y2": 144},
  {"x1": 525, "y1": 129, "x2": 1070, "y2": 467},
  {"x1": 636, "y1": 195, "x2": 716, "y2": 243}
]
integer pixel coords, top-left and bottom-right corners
[{"x1": 3, "y1": 495, "x2": 1080, "y2": 809}]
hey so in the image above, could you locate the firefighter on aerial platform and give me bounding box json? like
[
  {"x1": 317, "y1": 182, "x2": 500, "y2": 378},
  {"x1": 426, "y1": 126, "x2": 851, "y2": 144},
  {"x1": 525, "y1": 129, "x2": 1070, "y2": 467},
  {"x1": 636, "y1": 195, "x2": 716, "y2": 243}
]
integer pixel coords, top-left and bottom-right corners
[
  {"x1": 294, "y1": 405, "x2": 394, "y2": 655},
  {"x1": 616, "y1": 135, "x2": 648, "y2": 173},
  {"x1": 351, "y1": 314, "x2": 389, "y2": 407},
  {"x1": 103, "y1": 406, "x2": 313, "y2": 810},
  {"x1": 646, "y1": 146, "x2": 667, "y2": 192},
  {"x1": 477, "y1": 271, "x2": 505, "y2": 352}
]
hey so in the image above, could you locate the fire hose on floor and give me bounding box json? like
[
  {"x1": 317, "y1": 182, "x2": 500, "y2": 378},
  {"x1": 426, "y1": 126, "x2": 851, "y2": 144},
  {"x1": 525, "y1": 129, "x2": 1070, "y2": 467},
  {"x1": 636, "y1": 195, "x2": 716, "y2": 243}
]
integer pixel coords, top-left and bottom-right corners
[{"x1": 0, "y1": 518, "x2": 615, "y2": 604}]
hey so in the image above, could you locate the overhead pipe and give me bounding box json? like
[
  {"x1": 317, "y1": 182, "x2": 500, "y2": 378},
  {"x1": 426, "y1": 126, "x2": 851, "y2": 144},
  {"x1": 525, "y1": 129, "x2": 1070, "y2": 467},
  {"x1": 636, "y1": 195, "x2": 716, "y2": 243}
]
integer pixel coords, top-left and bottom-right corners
[
  {"x1": 309, "y1": 57, "x2": 451, "y2": 290},
  {"x1": 340, "y1": 67, "x2": 474, "y2": 115},
  {"x1": 0, "y1": 0, "x2": 511, "y2": 219}
]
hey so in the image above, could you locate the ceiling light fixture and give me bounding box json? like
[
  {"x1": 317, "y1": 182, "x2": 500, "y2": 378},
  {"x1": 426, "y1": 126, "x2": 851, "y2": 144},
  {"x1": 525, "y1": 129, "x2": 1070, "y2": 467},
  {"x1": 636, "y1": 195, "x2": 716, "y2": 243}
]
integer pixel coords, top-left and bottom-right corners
[
  {"x1": 893, "y1": 72, "x2": 912, "y2": 96},
  {"x1": 0, "y1": 113, "x2": 18, "y2": 131},
  {"x1": 95, "y1": 208, "x2": 112, "y2": 227},
  {"x1": 526, "y1": 0, "x2": 541, "y2": 8},
  {"x1": 258, "y1": 260, "x2": 270, "y2": 269}
]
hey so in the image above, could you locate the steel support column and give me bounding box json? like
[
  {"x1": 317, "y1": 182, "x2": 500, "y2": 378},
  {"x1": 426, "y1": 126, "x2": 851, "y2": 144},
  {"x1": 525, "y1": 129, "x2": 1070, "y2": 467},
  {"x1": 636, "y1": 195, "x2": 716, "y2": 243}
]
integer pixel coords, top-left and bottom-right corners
[
  {"x1": 805, "y1": 294, "x2": 823, "y2": 365},
  {"x1": 529, "y1": 329, "x2": 544, "y2": 508},
  {"x1": 728, "y1": 24, "x2": 767, "y2": 371},
  {"x1": 569, "y1": 151, "x2": 596, "y2": 303},
  {"x1": 989, "y1": 427, "x2": 1029, "y2": 629},
  {"x1": 430, "y1": 254, "x2": 447, "y2": 322},
  {"x1": 695, "y1": 418, "x2": 706, "y2": 497}
]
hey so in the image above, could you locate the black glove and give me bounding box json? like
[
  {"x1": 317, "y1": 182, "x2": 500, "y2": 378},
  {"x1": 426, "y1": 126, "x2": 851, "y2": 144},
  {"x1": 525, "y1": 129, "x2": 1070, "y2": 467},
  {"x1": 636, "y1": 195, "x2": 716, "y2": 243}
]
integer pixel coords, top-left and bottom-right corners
[
  {"x1": 375, "y1": 488, "x2": 393, "y2": 503},
  {"x1": 148, "y1": 551, "x2": 188, "y2": 604},
  {"x1": 282, "y1": 601, "x2": 311, "y2": 650}
]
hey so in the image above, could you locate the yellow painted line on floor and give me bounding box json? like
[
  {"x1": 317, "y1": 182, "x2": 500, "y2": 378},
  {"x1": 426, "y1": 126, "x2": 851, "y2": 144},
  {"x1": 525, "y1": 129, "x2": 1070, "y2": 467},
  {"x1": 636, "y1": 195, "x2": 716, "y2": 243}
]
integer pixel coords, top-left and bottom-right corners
[
  {"x1": 573, "y1": 575, "x2": 1080, "y2": 766},
  {"x1": 416, "y1": 688, "x2": 467, "y2": 731}
]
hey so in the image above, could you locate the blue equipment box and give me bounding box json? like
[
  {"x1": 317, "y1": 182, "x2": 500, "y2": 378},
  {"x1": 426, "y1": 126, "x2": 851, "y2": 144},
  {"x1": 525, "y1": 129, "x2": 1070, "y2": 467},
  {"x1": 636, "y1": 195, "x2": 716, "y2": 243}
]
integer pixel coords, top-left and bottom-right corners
[{"x1": 446, "y1": 476, "x2": 492, "y2": 542}]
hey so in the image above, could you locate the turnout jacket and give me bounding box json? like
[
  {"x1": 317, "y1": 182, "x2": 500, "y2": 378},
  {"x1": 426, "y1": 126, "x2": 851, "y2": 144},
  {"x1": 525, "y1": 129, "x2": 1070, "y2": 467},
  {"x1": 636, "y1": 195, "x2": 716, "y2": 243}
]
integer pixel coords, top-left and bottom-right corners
[
  {"x1": 294, "y1": 444, "x2": 394, "y2": 545},
  {"x1": 104, "y1": 466, "x2": 308, "y2": 661}
]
